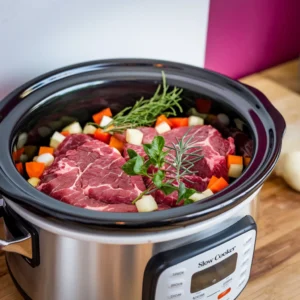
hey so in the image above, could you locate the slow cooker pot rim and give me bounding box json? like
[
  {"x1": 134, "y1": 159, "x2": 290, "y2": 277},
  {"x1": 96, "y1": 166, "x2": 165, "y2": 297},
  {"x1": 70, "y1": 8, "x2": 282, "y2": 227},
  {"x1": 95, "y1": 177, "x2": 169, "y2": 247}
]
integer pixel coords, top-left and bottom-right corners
[{"x1": 0, "y1": 59, "x2": 285, "y2": 228}]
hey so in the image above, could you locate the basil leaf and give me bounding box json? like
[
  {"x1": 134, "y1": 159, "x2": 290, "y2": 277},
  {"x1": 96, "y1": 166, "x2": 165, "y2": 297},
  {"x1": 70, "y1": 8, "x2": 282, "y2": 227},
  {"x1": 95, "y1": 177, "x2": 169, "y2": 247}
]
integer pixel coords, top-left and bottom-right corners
[
  {"x1": 133, "y1": 155, "x2": 144, "y2": 174},
  {"x1": 122, "y1": 158, "x2": 138, "y2": 175},
  {"x1": 152, "y1": 136, "x2": 165, "y2": 153},
  {"x1": 153, "y1": 170, "x2": 165, "y2": 188},
  {"x1": 127, "y1": 149, "x2": 138, "y2": 159},
  {"x1": 184, "y1": 198, "x2": 194, "y2": 205},
  {"x1": 184, "y1": 188, "x2": 197, "y2": 200},
  {"x1": 160, "y1": 183, "x2": 177, "y2": 195}
]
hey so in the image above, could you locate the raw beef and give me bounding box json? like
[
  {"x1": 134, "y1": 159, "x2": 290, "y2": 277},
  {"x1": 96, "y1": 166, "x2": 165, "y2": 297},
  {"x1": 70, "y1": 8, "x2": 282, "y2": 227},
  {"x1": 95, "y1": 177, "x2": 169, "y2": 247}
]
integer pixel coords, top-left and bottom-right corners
[{"x1": 38, "y1": 135, "x2": 151, "y2": 212}]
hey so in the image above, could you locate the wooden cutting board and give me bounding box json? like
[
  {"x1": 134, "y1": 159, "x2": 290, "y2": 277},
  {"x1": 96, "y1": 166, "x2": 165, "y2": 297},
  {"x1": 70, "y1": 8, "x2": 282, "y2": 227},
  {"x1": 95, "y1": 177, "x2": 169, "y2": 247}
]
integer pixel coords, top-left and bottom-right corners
[{"x1": 0, "y1": 60, "x2": 299, "y2": 300}]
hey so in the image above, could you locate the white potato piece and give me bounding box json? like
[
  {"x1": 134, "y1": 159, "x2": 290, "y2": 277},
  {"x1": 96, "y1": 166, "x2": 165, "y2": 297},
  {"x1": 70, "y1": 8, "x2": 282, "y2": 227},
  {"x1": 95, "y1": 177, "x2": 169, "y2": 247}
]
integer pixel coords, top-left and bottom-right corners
[
  {"x1": 100, "y1": 115, "x2": 113, "y2": 127},
  {"x1": 50, "y1": 132, "x2": 65, "y2": 149},
  {"x1": 189, "y1": 189, "x2": 213, "y2": 202},
  {"x1": 282, "y1": 151, "x2": 300, "y2": 192},
  {"x1": 62, "y1": 122, "x2": 82, "y2": 134},
  {"x1": 135, "y1": 195, "x2": 158, "y2": 212},
  {"x1": 126, "y1": 129, "x2": 143, "y2": 145},
  {"x1": 202, "y1": 189, "x2": 214, "y2": 197},
  {"x1": 228, "y1": 164, "x2": 243, "y2": 178},
  {"x1": 28, "y1": 177, "x2": 40, "y2": 187},
  {"x1": 217, "y1": 113, "x2": 230, "y2": 126},
  {"x1": 155, "y1": 121, "x2": 171, "y2": 134},
  {"x1": 188, "y1": 116, "x2": 204, "y2": 126},
  {"x1": 83, "y1": 124, "x2": 97, "y2": 135},
  {"x1": 17, "y1": 132, "x2": 28, "y2": 149},
  {"x1": 36, "y1": 153, "x2": 54, "y2": 167}
]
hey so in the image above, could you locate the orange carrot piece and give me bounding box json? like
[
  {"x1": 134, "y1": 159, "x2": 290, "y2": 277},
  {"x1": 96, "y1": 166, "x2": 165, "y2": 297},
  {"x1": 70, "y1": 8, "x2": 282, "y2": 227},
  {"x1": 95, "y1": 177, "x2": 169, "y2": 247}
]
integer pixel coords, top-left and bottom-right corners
[
  {"x1": 244, "y1": 157, "x2": 251, "y2": 167},
  {"x1": 92, "y1": 108, "x2": 112, "y2": 124},
  {"x1": 39, "y1": 147, "x2": 54, "y2": 156},
  {"x1": 210, "y1": 177, "x2": 229, "y2": 193},
  {"x1": 60, "y1": 131, "x2": 70, "y2": 137},
  {"x1": 12, "y1": 148, "x2": 24, "y2": 162},
  {"x1": 155, "y1": 114, "x2": 172, "y2": 127},
  {"x1": 15, "y1": 163, "x2": 23, "y2": 175},
  {"x1": 25, "y1": 162, "x2": 45, "y2": 178},
  {"x1": 168, "y1": 118, "x2": 188, "y2": 128},
  {"x1": 109, "y1": 136, "x2": 125, "y2": 152},
  {"x1": 207, "y1": 176, "x2": 219, "y2": 189},
  {"x1": 94, "y1": 128, "x2": 111, "y2": 144},
  {"x1": 227, "y1": 155, "x2": 243, "y2": 168},
  {"x1": 196, "y1": 98, "x2": 212, "y2": 113}
]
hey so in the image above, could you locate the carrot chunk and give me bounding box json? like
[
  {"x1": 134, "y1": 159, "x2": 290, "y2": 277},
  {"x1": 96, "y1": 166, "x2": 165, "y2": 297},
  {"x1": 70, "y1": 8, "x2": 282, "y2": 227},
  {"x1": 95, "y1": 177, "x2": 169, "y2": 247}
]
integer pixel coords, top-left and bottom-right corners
[
  {"x1": 12, "y1": 148, "x2": 24, "y2": 162},
  {"x1": 109, "y1": 136, "x2": 125, "y2": 152},
  {"x1": 168, "y1": 118, "x2": 188, "y2": 128},
  {"x1": 60, "y1": 131, "x2": 70, "y2": 137},
  {"x1": 155, "y1": 115, "x2": 172, "y2": 127},
  {"x1": 244, "y1": 157, "x2": 251, "y2": 167},
  {"x1": 15, "y1": 163, "x2": 24, "y2": 175},
  {"x1": 25, "y1": 162, "x2": 45, "y2": 178},
  {"x1": 92, "y1": 108, "x2": 112, "y2": 124},
  {"x1": 196, "y1": 98, "x2": 212, "y2": 113},
  {"x1": 38, "y1": 147, "x2": 54, "y2": 156},
  {"x1": 227, "y1": 155, "x2": 243, "y2": 168},
  {"x1": 210, "y1": 177, "x2": 229, "y2": 193},
  {"x1": 94, "y1": 128, "x2": 111, "y2": 144},
  {"x1": 207, "y1": 175, "x2": 219, "y2": 189}
]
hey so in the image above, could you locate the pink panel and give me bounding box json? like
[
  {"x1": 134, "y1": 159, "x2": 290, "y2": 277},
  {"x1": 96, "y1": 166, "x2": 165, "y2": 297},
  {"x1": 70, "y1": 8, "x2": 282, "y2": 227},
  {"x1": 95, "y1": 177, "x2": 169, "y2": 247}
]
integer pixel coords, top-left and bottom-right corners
[{"x1": 205, "y1": 0, "x2": 300, "y2": 78}]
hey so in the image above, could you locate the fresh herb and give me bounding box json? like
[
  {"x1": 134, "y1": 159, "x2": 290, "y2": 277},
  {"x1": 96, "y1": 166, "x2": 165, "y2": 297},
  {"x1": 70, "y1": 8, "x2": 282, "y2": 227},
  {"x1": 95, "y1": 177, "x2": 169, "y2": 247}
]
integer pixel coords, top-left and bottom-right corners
[
  {"x1": 122, "y1": 132, "x2": 203, "y2": 205},
  {"x1": 89, "y1": 72, "x2": 183, "y2": 133}
]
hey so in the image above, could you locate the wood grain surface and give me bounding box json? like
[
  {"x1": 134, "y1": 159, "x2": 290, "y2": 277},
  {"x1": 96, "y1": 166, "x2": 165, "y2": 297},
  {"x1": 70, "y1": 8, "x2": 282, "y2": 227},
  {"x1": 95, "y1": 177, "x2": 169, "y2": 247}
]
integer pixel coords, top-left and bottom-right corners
[{"x1": 0, "y1": 59, "x2": 299, "y2": 300}]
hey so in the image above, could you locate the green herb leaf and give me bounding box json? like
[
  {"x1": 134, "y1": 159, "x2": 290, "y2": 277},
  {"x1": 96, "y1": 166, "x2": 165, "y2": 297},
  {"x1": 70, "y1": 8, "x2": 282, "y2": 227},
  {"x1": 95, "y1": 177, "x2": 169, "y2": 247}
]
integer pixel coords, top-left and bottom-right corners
[
  {"x1": 177, "y1": 182, "x2": 196, "y2": 204},
  {"x1": 178, "y1": 182, "x2": 187, "y2": 201},
  {"x1": 160, "y1": 183, "x2": 177, "y2": 195},
  {"x1": 133, "y1": 155, "x2": 144, "y2": 174},
  {"x1": 153, "y1": 170, "x2": 165, "y2": 188},
  {"x1": 127, "y1": 149, "x2": 138, "y2": 159},
  {"x1": 122, "y1": 158, "x2": 139, "y2": 175}
]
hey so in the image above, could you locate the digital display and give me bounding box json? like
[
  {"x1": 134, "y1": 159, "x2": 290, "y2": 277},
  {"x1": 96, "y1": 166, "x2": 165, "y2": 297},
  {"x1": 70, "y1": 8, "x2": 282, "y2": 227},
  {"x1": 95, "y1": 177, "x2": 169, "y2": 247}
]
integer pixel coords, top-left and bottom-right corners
[{"x1": 191, "y1": 253, "x2": 238, "y2": 293}]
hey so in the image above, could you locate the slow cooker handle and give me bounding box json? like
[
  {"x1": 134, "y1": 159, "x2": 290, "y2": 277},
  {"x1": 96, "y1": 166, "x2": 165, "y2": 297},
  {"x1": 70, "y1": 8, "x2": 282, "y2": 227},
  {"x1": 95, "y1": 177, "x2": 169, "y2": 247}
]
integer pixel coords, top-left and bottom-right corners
[
  {"x1": 242, "y1": 83, "x2": 286, "y2": 138},
  {"x1": 0, "y1": 199, "x2": 38, "y2": 266}
]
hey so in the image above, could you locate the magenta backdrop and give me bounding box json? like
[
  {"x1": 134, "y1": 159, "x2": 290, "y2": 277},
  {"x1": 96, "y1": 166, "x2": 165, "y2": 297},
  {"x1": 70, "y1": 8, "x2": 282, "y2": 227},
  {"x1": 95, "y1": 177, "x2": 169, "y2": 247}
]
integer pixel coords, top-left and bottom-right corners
[{"x1": 205, "y1": 0, "x2": 300, "y2": 79}]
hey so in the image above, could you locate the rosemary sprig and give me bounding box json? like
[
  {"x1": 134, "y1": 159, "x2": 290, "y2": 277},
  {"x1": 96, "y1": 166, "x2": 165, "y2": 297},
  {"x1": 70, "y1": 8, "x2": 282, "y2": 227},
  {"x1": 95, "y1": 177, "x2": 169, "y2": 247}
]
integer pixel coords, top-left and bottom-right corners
[
  {"x1": 122, "y1": 131, "x2": 203, "y2": 205},
  {"x1": 88, "y1": 72, "x2": 183, "y2": 134}
]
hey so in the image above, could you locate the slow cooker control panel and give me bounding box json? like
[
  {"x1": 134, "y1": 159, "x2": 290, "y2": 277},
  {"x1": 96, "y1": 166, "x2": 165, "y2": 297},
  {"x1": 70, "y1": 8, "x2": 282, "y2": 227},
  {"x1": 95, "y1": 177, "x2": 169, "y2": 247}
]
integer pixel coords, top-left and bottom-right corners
[{"x1": 142, "y1": 216, "x2": 257, "y2": 300}]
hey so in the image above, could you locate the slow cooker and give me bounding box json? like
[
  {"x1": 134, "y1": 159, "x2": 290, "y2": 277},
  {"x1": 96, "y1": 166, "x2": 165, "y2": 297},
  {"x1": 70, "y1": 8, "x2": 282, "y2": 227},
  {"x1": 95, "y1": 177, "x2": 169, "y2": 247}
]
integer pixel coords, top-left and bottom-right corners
[{"x1": 0, "y1": 59, "x2": 285, "y2": 300}]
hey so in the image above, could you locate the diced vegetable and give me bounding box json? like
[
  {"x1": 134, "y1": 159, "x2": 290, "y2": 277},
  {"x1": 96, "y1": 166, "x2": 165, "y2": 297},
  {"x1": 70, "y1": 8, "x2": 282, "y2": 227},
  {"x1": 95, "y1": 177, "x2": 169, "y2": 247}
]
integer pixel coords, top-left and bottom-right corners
[
  {"x1": 27, "y1": 177, "x2": 40, "y2": 187},
  {"x1": 94, "y1": 128, "x2": 111, "y2": 144},
  {"x1": 100, "y1": 115, "x2": 113, "y2": 127},
  {"x1": 155, "y1": 121, "x2": 171, "y2": 134},
  {"x1": 126, "y1": 129, "x2": 143, "y2": 145},
  {"x1": 188, "y1": 116, "x2": 204, "y2": 126},
  {"x1": 24, "y1": 146, "x2": 37, "y2": 159},
  {"x1": 168, "y1": 118, "x2": 188, "y2": 128},
  {"x1": 155, "y1": 114, "x2": 172, "y2": 127},
  {"x1": 227, "y1": 155, "x2": 243, "y2": 168},
  {"x1": 234, "y1": 118, "x2": 245, "y2": 131},
  {"x1": 228, "y1": 164, "x2": 243, "y2": 178},
  {"x1": 244, "y1": 157, "x2": 251, "y2": 167},
  {"x1": 36, "y1": 153, "x2": 54, "y2": 167},
  {"x1": 15, "y1": 163, "x2": 23, "y2": 175},
  {"x1": 33, "y1": 156, "x2": 38, "y2": 162},
  {"x1": 49, "y1": 120, "x2": 63, "y2": 130},
  {"x1": 60, "y1": 116, "x2": 77, "y2": 126},
  {"x1": 92, "y1": 108, "x2": 112, "y2": 124},
  {"x1": 135, "y1": 195, "x2": 158, "y2": 212},
  {"x1": 39, "y1": 147, "x2": 54, "y2": 156},
  {"x1": 20, "y1": 154, "x2": 28, "y2": 163},
  {"x1": 210, "y1": 177, "x2": 229, "y2": 193},
  {"x1": 62, "y1": 122, "x2": 82, "y2": 134},
  {"x1": 207, "y1": 175, "x2": 218, "y2": 189},
  {"x1": 83, "y1": 124, "x2": 97, "y2": 135},
  {"x1": 189, "y1": 189, "x2": 213, "y2": 202},
  {"x1": 109, "y1": 136, "x2": 125, "y2": 153},
  {"x1": 12, "y1": 148, "x2": 24, "y2": 162},
  {"x1": 187, "y1": 108, "x2": 207, "y2": 119},
  {"x1": 217, "y1": 113, "x2": 230, "y2": 126},
  {"x1": 196, "y1": 99, "x2": 212, "y2": 113},
  {"x1": 50, "y1": 132, "x2": 66, "y2": 149},
  {"x1": 25, "y1": 162, "x2": 45, "y2": 178},
  {"x1": 60, "y1": 131, "x2": 70, "y2": 137},
  {"x1": 17, "y1": 132, "x2": 28, "y2": 149},
  {"x1": 38, "y1": 126, "x2": 52, "y2": 137}
]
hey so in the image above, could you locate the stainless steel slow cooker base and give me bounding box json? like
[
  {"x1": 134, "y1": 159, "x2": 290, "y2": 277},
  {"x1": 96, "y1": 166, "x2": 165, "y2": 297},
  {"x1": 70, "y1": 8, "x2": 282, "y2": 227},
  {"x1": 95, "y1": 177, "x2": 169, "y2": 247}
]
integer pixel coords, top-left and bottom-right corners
[{"x1": 4, "y1": 191, "x2": 259, "y2": 300}]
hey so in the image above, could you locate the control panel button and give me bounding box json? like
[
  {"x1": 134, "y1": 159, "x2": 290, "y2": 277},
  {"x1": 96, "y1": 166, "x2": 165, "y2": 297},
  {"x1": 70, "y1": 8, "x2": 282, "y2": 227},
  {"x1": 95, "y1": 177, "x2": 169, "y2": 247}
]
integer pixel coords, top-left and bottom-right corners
[
  {"x1": 243, "y1": 247, "x2": 252, "y2": 256},
  {"x1": 240, "y1": 268, "x2": 248, "y2": 277},
  {"x1": 218, "y1": 288, "x2": 231, "y2": 299},
  {"x1": 167, "y1": 290, "x2": 184, "y2": 299},
  {"x1": 244, "y1": 236, "x2": 253, "y2": 245},
  {"x1": 239, "y1": 275, "x2": 246, "y2": 287},
  {"x1": 242, "y1": 256, "x2": 250, "y2": 266},
  {"x1": 169, "y1": 268, "x2": 186, "y2": 278},
  {"x1": 168, "y1": 279, "x2": 185, "y2": 289},
  {"x1": 192, "y1": 293, "x2": 205, "y2": 299}
]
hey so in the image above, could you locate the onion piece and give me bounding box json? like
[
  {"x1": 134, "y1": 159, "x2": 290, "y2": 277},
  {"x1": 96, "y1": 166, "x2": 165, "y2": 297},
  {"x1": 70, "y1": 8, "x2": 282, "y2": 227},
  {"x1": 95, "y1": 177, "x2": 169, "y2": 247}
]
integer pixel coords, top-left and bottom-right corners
[
  {"x1": 83, "y1": 124, "x2": 97, "y2": 135},
  {"x1": 188, "y1": 116, "x2": 204, "y2": 126},
  {"x1": 36, "y1": 153, "x2": 54, "y2": 167},
  {"x1": 28, "y1": 177, "x2": 40, "y2": 187},
  {"x1": 126, "y1": 129, "x2": 143, "y2": 145},
  {"x1": 155, "y1": 121, "x2": 171, "y2": 134},
  {"x1": 228, "y1": 164, "x2": 243, "y2": 178},
  {"x1": 135, "y1": 195, "x2": 158, "y2": 212},
  {"x1": 50, "y1": 132, "x2": 65, "y2": 149},
  {"x1": 62, "y1": 122, "x2": 82, "y2": 134},
  {"x1": 100, "y1": 116, "x2": 113, "y2": 127}
]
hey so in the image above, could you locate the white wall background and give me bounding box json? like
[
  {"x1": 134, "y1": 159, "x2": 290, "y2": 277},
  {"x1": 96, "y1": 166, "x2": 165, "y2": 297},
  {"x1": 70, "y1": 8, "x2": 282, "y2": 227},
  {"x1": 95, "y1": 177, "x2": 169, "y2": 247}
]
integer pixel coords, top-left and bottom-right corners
[{"x1": 0, "y1": 0, "x2": 210, "y2": 98}]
